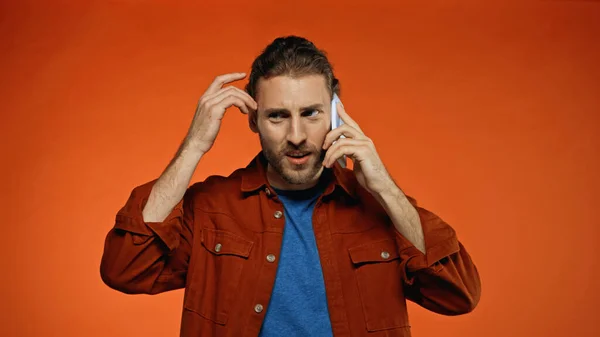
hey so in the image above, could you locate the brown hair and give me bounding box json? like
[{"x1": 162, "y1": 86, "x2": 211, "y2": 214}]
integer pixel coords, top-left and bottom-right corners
[{"x1": 245, "y1": 35, "x2": 340, "y2": 99}]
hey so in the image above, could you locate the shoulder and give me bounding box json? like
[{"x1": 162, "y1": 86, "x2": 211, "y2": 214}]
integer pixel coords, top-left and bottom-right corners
[{"x1": 187, "y1": 167, "x2": 247, "y2": 195}]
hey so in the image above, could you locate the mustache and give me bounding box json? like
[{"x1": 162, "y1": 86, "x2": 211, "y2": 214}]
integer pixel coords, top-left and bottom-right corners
[
  {"x1": 280, "y1": 145, "x2": 317, "y2": 154},
  {"x1": 278, "y1": 145, "x2": 326, "y2": 161}
]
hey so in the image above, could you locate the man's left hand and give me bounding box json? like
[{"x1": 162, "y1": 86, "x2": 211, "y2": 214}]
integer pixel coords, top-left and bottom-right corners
[{"x1": 322, "y1": 100, "x2": 397, "y2": 197}]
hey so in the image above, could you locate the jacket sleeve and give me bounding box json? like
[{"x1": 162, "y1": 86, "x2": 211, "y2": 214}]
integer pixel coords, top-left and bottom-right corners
[
  {"x1": 394, "y1": 197, "x2": 481, "y2": 315},
  {"x1": 100, "y1": 179, "x2": 197, "y2": 295}
]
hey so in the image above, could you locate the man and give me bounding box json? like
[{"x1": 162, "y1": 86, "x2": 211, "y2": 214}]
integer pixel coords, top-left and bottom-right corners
[{"x1": 100, "y1": 36, "x2": 481, "y2": 337}]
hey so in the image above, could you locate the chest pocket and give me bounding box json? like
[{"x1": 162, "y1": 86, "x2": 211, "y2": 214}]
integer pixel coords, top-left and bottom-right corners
[
  {"x1": 184, "y1": 228, "x2": 254, "y2": 325},
  {"x1": 348, "y1": 238, "x2": 410, "y2": 331}
]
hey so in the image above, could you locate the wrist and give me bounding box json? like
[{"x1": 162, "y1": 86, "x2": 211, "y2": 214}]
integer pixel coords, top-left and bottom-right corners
[{"x1": 181, "y1": 138, "x2": 208, "y2": 158}]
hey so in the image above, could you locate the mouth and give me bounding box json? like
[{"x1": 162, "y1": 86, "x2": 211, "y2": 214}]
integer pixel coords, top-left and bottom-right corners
[{"x1": 285, "y1": 151, "x2": 311, "y2": 165}]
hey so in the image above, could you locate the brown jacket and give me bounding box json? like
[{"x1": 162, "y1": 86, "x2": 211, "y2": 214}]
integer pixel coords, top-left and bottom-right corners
[{"x1": 100, "y1": 152, "x2": 481, "y2": 336}]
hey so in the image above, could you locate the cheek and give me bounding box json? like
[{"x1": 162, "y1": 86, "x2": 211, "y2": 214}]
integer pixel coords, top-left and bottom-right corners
[
  {"x1": 310, "y1": 128, "x2": 329, "y2": 146},
  {"x1": 260, "y1": 129, "x2": 286, "y2": 148}
]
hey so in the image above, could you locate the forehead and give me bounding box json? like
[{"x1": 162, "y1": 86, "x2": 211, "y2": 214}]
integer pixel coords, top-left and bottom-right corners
[{"x1": 255, "y1": 74, "x2": 330, "y2": 108}]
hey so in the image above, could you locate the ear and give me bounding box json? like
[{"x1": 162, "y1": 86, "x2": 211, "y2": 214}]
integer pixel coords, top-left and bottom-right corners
[
  {"x1": 244, "y1": 84, "x2": 259, "y2": 133},
  {"x1": 248, "y1": 110, "x2": 259, "y2": 133}
]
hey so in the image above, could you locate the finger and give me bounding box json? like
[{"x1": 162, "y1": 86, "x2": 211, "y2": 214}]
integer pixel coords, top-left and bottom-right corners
[
  {"x1": 213, "y1": 95, "x2": 251, "y2": 115},
  {"x1": 204, "y1": 86, "x2": 257, "y2": 111},
  {"x1": 204, "y1": 85, "x2": 253, "y2": 103},
  {"x1": 322, "y1": 124, "x2": 363, "y2": 150},
  {"x1": 336, "y1": 101, "x2": 364, "y2": 134},
  {"x1": 205, "y1": 72, "x2": 247, "y2": 95},
  {"x1": 323, "y1": 138, "x2": 368, "y2": 168}
]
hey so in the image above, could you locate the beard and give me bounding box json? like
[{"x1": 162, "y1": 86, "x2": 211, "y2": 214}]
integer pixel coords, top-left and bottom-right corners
[{"x1": 259, "y1": 134, "x2": 326, "y2": 186}]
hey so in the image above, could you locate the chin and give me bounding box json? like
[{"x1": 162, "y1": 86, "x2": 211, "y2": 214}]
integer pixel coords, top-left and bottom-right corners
[
  {"x1": 281, "y1": 164, "x2": 323, "y2": 186},
  {"x1": 282, "y1": 172, "x2": 312, "y2": 185}
]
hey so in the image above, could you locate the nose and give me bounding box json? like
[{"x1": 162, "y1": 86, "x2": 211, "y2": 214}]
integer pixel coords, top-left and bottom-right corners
[{"x1": 285, "y1": 115, "x2": 307, "y2": 146}]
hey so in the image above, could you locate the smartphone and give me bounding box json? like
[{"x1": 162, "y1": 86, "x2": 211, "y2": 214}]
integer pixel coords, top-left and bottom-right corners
[
  {"x1": 331, "y1": 93, "x2": 343, "y2": 130},
  {"x1": 331, "y1": 93, "x2": 347, "y2": 168}
]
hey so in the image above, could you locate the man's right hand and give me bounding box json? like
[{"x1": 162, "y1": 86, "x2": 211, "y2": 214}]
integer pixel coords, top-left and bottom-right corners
[{"x1": 185, "y1": 72, "x2": 258, "y2": 155}]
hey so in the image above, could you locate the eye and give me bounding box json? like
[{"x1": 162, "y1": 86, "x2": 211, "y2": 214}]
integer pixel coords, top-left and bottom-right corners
[
  {"x1": 268, "y1": 112, "x2": 285, "y2": 120},
  {"x1": 303, "y1": 109, "x2": 320, "y2": 117}
]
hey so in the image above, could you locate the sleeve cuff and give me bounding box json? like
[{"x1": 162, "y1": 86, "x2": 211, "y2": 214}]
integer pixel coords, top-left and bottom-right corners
[
  {"x1": 113, "y1": 179, "x2": 185, "y2": 251},
  {"x1": 394, "y1": 197, "x2": 460, "y2": 274}
]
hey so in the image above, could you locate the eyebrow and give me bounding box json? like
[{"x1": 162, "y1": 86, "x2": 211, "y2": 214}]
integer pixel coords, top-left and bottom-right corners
[{"x1": 262, "y1": 104, "x2": 325, "y2": 115}]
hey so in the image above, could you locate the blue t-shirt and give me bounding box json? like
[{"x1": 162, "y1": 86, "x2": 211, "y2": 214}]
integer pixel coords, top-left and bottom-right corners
[{"x1": 258, "y1": 182, "x2": 333, "y2": 337}]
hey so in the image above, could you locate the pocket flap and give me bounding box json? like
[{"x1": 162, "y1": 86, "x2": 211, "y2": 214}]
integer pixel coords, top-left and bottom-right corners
[
  {"x1": 201, "y1": 228, "x2": 254, "y2": 258},
  {"x1": 348, "y1": 238, "x2": 399, "y2": 265}
]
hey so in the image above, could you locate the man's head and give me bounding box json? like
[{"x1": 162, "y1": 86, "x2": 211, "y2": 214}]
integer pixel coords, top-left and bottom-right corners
[{"x1": 246, "y1": 36, "x2": 340, "y2": 190}]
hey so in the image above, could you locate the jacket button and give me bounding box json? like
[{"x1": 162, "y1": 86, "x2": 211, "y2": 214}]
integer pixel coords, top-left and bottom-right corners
[
  {"x1": 381, "y1": 251, "x2": 390, "y2": 259},
  {"x1": 273, "y1": 211, "x2": 283, "y2": 219},
  {"x1": 266, "y1": 254, "x2": 276, "y2": 263},
  {"x1": 254, "y1": 304, "x2": 264, "y2": 313},
  {"x1": 215, "y1": 243, "x2": 222, "y2": 253}
]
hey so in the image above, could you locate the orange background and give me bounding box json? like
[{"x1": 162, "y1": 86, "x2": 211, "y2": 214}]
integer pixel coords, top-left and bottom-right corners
[{"x1": 1, "y1": 1, "x2": 599, "y2": 336}]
